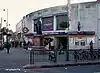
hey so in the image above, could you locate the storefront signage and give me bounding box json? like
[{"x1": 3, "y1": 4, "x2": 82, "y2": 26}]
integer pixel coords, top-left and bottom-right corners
[
  {"x1": 22, "y1": 27, "x2": 29, "y2": 33},
  {"x1": 42, "y1": 17, "x2": 53, "y2": 31},
  {"x1": 43, "y1": 23, "x2": 52, "y2": 30}
]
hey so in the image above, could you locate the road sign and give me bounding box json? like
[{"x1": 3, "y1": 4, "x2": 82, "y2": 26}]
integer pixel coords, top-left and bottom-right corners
[{"x1": 22, "y1": 27, "x2": 29, "y2": 33}]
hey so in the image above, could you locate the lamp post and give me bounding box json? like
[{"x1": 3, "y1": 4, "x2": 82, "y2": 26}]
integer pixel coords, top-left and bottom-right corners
[
  {"x1": 0, "y1": 17, "x2": 3, "y2": 47},
  {"x1": 3, "y1": 9, "x2": 8, "y2": 27},
  {"x1": 66, "y1": 0, "x2": 71, "y2": 61},
  {"x1": 0, "y1": 17, "x2": 2, "y2": 29},
  {"x1": 3, "y1": 9, "x2": 9, "y2": 43}
]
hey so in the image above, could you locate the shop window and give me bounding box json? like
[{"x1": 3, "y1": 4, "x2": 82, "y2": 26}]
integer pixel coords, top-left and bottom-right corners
[
  {"x1": 34, "y1": 19, "x2": 38, "y2": 32},
  {"x1": 85, "y1": 3, "x2": 96, "y2": 8},
  {"x1": 56, "y1": 15, "x2": 68, "y2": 30},
  {"x1": 75, "y1": 41, "x2": 79, "y2": 46},
  {"x1": 86, "y1": 5, "x2": 91, "y2": 8},
  {"x1": 81, "y1": 40, "x2": 85, "y2": 46},
  {"x1": 42, "y1": 17, "x2": 53, "y2": 31}
]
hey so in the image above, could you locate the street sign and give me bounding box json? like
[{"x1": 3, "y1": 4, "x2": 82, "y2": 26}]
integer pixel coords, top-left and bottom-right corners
[{"x1": 22, "y1": 27, "x2": 29, "y2": 33}]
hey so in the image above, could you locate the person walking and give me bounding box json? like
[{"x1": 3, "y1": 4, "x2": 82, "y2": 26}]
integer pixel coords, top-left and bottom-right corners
[
  {"x1": 89, "y1": 40, "x2": 93, "y2": 53},
  {"x1": 5, "y1": 42, "x2": 11, "y2": 54},
  {"x1": 20, "y1": 41, "x2": 22, "y2": 47},
  {"x1": 59, "y1": 43, "x2": 64, "y2": 54},
  {"x1": 89, "y1": 40, "x2": 94, "y2": 60}
]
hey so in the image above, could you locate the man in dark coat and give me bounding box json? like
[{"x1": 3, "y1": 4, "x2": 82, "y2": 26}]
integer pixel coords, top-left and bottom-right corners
[
  {"x1": 90, "y1": 40, "x2": 93, "y2": 52},
  {"x1": 89, "y1": 40, "x2": 94, "y2": 60},
  {"x1": 78, "y1": 21, "x2": 81, "y2": 31},
  {"x1": 5, "y1": 42, "x2": 11, "y2": 54}
]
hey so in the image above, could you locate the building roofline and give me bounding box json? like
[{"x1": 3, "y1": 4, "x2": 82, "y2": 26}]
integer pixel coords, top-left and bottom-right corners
[{"x1": 25, "y1": 1, "x2": 97, "y2": 18}]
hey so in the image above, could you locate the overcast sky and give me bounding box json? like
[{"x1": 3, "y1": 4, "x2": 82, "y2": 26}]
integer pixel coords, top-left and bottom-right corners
[{"x1": 0, "y1": 0, "x2": 96, "y2": 31}]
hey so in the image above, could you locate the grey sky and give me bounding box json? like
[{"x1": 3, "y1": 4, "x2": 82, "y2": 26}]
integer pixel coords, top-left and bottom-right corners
[{"x1": 0, "y1": 0, "x2": 96, "y2": 31}]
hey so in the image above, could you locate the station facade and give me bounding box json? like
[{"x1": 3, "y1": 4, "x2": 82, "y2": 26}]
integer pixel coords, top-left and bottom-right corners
[{"x1": 16, "y1": 1, "x2": 100, "y2": 49}]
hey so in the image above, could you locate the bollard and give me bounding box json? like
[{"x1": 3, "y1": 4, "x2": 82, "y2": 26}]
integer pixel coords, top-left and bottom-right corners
[
  {"x1": 30, "y1": 51, "x2": 32, "y2": 64},
  {"x1": 54, "y1": 49, "x2": 57, "y2": 63},
  {"x1": 30, "y1": 50, "x2": 34, "y2": 64},
  {"x1": 66, "y1": 48, "x2": 69, "y2": 61}
]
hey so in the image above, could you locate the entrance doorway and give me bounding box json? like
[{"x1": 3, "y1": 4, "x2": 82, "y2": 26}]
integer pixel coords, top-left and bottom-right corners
[{"x1": 57, "y1": 37, "x2": 68, "y2": 50}]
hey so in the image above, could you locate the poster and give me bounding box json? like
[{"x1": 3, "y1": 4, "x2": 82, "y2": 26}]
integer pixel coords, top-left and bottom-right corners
[{"x1": 42, "y1": 17, "x2": 53, "y2": 31}]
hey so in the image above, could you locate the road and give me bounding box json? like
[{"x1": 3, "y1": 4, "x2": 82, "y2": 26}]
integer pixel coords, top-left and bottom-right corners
[
  {"x1": 0, "y1": 48, "x2": 100, "y2": 73},
  {"x1": 0, "y1": 65, "x2": 100, "y2": 73}
]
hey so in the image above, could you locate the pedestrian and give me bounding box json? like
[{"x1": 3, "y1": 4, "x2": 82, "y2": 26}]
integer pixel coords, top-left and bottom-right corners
[
  {"x1": 89, "y1": 40, "x2": 94, "y2": 60},
  {"x1": 5, "y1": 42, "x2": 11, "y2": 54},
  {"x1": 89, "y1": 40, "x2": 93, "y2": 52},
  {"x1": 78, "y1": 21, "x2": 81, "y2": 31},
  {"x1": 14, "y1": 40, "x2": 16, "y2": 48},
  {"x1": 15, "y1": 41, "x2": 19, "y2": 48},
  {"x1": 15, "y1": 41, "x2": 17, "y2": 48},
  {"x1": 59, "y1": 43, "x2": 64, "y2": 54},
  {"x1": 20, "y1": 41, "x2": 22, "y2": 47},
  {"x1": 11, "y1": 40, "x2": 14, "y2": 47}
]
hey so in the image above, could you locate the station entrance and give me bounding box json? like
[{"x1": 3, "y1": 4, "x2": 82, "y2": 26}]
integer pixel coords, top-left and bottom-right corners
[{"x1": 56, "y1": 37, "x2": 68, "y2": 50}]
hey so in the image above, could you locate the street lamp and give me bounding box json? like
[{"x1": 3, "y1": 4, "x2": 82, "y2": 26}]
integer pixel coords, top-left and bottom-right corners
[
  {"x1": 3, "y1": 9, "x2": 9, "y2": 43},
  {"x1": 3, "y1": 9, "x2": 8, "y2": 28}
]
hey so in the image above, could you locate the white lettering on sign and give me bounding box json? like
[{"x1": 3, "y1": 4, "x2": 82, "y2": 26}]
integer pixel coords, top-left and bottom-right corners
[
  {"x1": 5, "y1": 68, "x2": 20, "y2": 71},
  {"x1": 28, "y1": 48, "x2": 32, "y2": 51}
]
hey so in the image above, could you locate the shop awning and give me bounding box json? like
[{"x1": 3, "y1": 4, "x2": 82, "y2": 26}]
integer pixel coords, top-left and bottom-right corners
[
  {"x1": 43, "y1": 31, "x2": 95, "y2": 36},
  {"x1": 24, "y1": 33, "x2": 34, "y2": 36},
  {"x1": 68, "y1": 31, "x2": 95, "y2": 35},
  {"x1": 24, "y1": 31, "x2": 95, "y2": 36}
]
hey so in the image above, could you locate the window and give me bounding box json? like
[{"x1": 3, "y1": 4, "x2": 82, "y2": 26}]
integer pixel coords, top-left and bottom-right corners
[
  {"x1": 34, "y1": 19, "x2": 38, "y2": 32},
  {"x1": 56, "y1": 15, "x2": 68, "y2": 30},
  {"x1": 85, "y1": 3, "x2": 96, "y2": 8},
  {"x1": 86, "y1": 4, "x2": 91, "y2": 8},
  {"x1": 42, "y1": 17, "x2": 53, "y2": 31},
  {"x1": 81, "y1": 40, "x2": 85, "y2": 46},
  {"x1": 75, "y1": 41, "x2": 79, "y2": 46}
]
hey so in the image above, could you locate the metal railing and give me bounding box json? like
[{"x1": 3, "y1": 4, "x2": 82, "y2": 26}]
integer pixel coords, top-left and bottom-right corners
[
  {"x1": 28, "y1": 47, "x2": 100, "y2": 64},
  {"x1": 29, "y1": 48, "x2": 58, "y2": 64},
  {"x1": 73, "y1": 49, "x2": 100, "y2": 62}
]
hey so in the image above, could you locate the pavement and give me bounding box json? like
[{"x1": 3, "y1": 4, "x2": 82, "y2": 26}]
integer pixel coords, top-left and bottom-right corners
[
  {"x1": 0, "y1": 47, "x2": 100, "y2": 73},
  {"x1": 0, "y1": 47, "x2": 100, "y2": 69},
  {"x1": 0, "y1": 47, "x2": 29, "y2": 68},
  {"x1": 22, "y1": 49, "x2": 100, "y2": 69}
]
